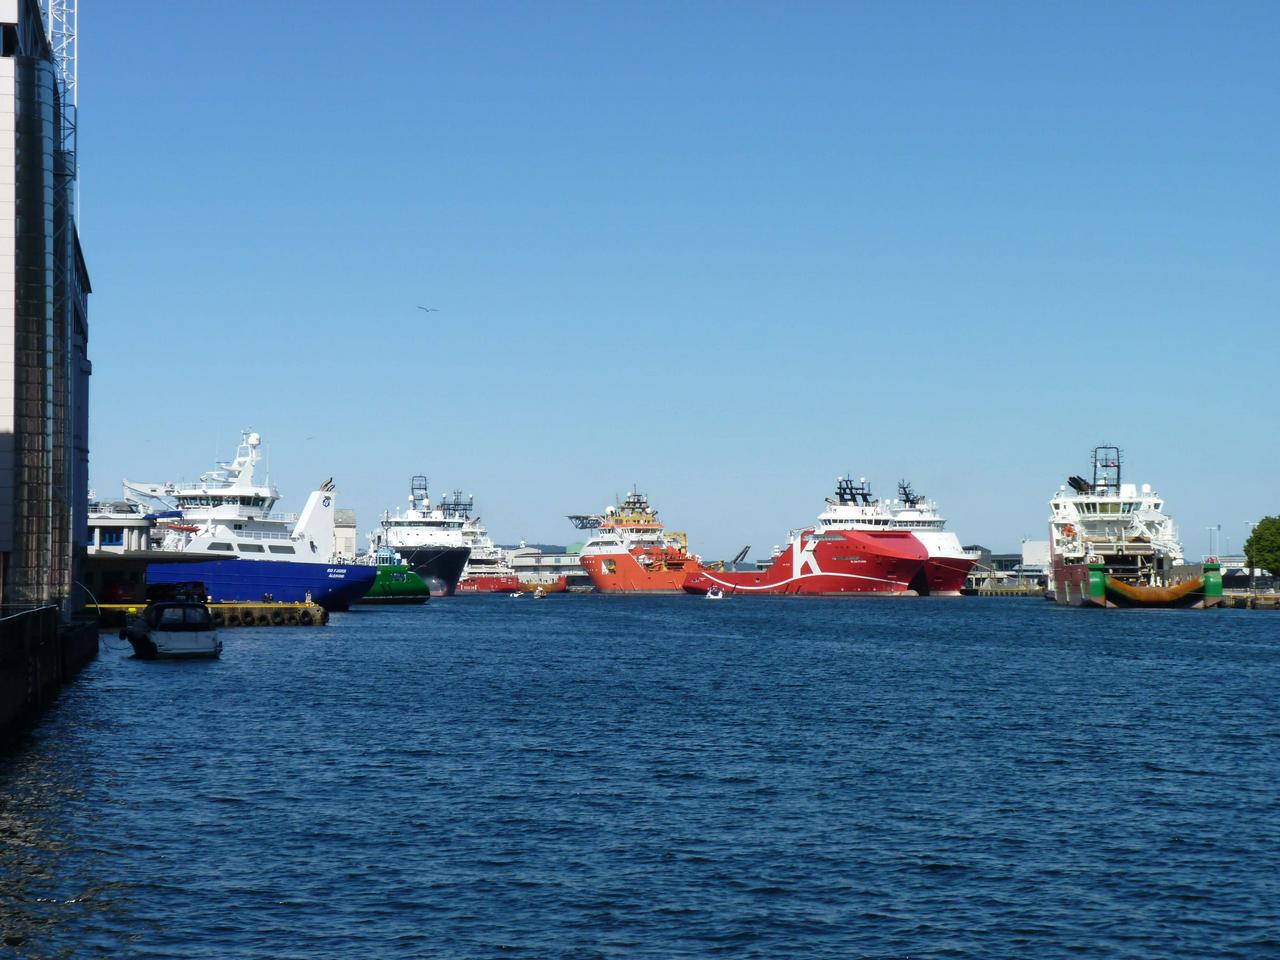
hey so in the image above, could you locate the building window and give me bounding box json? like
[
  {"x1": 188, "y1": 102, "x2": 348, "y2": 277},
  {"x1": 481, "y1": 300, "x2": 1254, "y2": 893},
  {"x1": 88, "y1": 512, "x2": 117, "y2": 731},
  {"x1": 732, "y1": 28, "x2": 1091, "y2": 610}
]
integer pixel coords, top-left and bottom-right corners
[{"x1": 99, "y1": 530, "x2": 123, "y2": 546}]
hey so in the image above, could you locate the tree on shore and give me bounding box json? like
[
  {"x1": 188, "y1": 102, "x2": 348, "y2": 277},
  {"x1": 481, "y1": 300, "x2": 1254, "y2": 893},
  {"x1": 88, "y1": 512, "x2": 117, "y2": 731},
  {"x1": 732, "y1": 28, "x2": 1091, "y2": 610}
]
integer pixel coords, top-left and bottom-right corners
[{"x1": 1243, "y1": 516, "x2": 1280, "y2": 577}]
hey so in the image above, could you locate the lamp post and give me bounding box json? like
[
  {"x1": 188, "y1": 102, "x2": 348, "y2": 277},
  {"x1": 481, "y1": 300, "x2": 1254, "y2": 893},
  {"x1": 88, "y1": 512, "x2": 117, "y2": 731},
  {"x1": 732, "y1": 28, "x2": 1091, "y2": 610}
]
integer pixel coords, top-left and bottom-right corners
[{"x1": 1245, "y1": 520, "x2": 1257, "y2": 594}]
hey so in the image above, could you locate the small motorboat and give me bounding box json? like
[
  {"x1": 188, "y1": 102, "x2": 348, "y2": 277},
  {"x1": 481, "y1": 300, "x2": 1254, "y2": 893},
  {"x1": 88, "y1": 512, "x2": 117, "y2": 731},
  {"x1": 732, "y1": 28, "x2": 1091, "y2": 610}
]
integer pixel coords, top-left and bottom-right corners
[
  {"x1": 705, "y1": 586, "x2": 726, "y2": 600},
  {"x1": 121, "y1": 600, "x2": 223, "y2": 660},
  {"x1": 533, "y1": 586, "x2": 547, "y2": 599},
  {"x1": 509, "y1": 592, "x2": 523, "y2": 598}
]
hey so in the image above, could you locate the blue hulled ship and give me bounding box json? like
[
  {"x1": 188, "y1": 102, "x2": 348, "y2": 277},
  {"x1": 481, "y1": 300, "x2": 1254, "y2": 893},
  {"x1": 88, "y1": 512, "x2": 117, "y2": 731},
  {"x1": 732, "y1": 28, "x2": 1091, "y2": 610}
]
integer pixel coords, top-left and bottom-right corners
[{"x1": 123, "y1": 432, "x2": 375, "y2": 610}]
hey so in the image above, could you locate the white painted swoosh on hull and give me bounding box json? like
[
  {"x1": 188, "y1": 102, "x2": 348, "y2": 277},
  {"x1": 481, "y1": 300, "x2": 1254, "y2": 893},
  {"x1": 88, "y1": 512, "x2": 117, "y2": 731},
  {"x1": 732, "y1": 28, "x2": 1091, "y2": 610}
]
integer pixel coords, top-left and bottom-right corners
[{"x1": 698, "y1": 570, "x2": 903, "y2": 592}]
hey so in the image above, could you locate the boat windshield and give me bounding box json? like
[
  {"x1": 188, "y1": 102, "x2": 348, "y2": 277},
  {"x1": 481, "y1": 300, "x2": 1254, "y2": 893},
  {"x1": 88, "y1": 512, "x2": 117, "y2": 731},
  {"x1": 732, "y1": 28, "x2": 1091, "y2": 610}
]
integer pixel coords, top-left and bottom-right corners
[{"x1": 152, "y1": 605, "x2": 214, "y2": 630}]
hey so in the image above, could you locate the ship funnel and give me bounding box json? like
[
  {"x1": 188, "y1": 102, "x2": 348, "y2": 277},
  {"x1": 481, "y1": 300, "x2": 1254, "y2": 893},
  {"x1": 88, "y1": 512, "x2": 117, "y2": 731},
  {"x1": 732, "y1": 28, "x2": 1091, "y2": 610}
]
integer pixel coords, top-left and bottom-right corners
[{"x1": 293, "y1": 484, "x2": 338, "y2": 560}]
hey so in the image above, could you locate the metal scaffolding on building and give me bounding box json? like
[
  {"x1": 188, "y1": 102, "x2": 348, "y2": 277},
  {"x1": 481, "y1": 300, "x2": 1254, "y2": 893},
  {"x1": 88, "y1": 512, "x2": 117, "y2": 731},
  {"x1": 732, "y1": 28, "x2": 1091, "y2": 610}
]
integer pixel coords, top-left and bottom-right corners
[{"x1": 42, "y1": 0, "x2": 77, "y2": 207}]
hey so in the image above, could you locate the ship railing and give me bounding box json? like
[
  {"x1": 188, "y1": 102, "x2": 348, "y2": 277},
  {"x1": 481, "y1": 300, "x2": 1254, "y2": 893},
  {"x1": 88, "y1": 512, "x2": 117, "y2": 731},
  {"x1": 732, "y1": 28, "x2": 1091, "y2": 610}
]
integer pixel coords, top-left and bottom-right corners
[
  {"x1": 171, "y1": 505, "x2": 294, "y2": 521},
  {"x1": 170, "y1": 478, "x2": 236, "y2": 491},
  {"x1": 1080, "y1": 541, "x2": 1157, "y2": 555}
]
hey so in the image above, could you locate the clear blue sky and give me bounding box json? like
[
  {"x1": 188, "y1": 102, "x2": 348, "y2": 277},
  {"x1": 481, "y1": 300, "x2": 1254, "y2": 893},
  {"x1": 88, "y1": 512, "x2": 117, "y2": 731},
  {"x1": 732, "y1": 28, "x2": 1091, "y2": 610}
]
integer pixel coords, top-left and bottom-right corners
[{"x1": 82, "y1": 1, "x2": 1278, "y2": 560}]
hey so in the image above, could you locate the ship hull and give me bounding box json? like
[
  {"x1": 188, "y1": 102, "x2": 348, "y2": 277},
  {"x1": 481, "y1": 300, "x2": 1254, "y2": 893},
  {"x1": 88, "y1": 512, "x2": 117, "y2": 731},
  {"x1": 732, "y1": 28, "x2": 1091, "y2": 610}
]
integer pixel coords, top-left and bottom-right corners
[
  {"x1": 518, "y1": 577, "x2": 568, "y2": 594},
  {"x1": 918, "y1": 556, "x2": 976, "y2": 596},
  {"x1": 1051, "y1": 555, "x2": 1222, "y2": 609},
  {"x1": 353, "y1": 565, "x2": 430, "y2": 604},
  {"x1": 579, "y1": 550, "x2": 703, "y2": 593},
  {"x1": 683, "y1": 530, "x2": 928, "y2": 596},
  {"x1": 391, "y1": 546, "x2": 472, "y2": 596},
  {"x1": 146, "y1": 559, "x2": 376, "y2": 611},
  {"x1": 457, "y1": 574, "x2": 523, "y2": 593}
]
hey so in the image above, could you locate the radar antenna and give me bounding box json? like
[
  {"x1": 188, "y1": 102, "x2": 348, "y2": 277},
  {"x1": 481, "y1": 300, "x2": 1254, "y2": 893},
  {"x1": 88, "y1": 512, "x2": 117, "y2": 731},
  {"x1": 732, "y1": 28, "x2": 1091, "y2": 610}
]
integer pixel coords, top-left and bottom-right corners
[
  {"x1": 897, "y1": 480, "x2": 922, "y2": 507},
  {"x1": 439, "y1": 490, "x2": 473, "y2": 518},
  {"x1": 1091, "y1": 445, "x2": 1122, "y2": 496},
  {"x1": 835, "y1": 476, "x2": 874, "y2": 506}
]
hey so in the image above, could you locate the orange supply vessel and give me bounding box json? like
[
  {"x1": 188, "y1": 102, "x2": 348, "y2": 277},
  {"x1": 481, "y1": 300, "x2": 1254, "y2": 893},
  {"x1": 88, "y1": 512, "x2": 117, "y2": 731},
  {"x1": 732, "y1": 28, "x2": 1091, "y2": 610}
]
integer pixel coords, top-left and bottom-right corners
[
  {"x1": 570, "y1": 491, "x2": 705, "y2": 593},
  {"x1": 519, "y1": 576, "x2": 568, "y2": 594}
]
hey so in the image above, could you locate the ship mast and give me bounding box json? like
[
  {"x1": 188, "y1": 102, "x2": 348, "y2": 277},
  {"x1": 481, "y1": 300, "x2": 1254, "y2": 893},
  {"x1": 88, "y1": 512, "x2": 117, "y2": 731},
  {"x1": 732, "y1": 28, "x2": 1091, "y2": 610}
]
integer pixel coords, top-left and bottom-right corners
[
  {"x1": 835, "y1": 476, "x2": 874, "y2": 506},
  {"x1": 1091, "y1": 445, "x2": 1122, "y2": 497}
]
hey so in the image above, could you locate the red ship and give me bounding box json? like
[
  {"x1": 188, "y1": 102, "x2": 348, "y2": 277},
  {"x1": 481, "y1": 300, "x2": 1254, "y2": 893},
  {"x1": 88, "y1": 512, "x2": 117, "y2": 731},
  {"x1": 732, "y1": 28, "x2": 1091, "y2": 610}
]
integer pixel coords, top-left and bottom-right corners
[
  {"x1": 456, "y1": 574, "x2": 521, "y2": 593},
  {"x1": 571, "y1": 491, "x2": 706, "y2": 593},
  {"x1": 683, "y1": 528, "x2": 927, "y2": 596},
  {"x1": 456, "y1": 502, "x2": 521, "y2": 593},
  {"x1": 683, "y1": 477, "x2": 971, "y2": 596}
]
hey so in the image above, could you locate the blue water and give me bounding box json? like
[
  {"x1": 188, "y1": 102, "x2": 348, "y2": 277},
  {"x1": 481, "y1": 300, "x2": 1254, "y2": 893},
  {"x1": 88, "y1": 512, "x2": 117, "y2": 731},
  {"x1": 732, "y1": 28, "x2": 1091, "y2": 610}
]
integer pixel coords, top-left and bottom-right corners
[{"x1": 2, "y1": 597, "x2": 1278, "y2": 959}]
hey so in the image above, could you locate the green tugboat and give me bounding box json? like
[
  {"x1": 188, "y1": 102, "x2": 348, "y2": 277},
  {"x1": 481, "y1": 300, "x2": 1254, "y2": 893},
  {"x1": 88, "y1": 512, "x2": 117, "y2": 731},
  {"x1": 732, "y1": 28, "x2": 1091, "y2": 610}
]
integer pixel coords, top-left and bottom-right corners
[{"x1": 352, "y1": 553, "x2": 431, "y2": 605}]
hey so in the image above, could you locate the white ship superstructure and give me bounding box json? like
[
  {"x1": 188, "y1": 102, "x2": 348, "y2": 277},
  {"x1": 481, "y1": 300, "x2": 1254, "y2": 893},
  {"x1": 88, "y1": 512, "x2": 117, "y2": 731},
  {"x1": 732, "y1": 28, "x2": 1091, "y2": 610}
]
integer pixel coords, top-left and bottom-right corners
[
  {"x1": 1044, "y1": 446, "x2": 1220, "y2": 608},
  {"x1": 123, "y1": 432, "x2": 338, "y2": 561},
  {"x1": 371, "y1": 477, "x2": 473, "y2": 595},
  {"x1": 574, "y1": 494, "x2": 693, "y2": 561},
  {"x1": 109, "y1": 431, "x2": 374, "y2": 609},
  {"x1": 461, "y1": 514, "x2": 518, "y2": 581},
  {"x1": 1049, "y1": 447, "x2": 1183, "y2": 584},
  {"x1": 569, "y1": 491, "x2": 703, "y2": 593},
  {"x1": 450, "y1": 503, "x2": 522, "y2": 592},
  {"x1": 814, "y1": 478, "x2": 977, "y2": 595}
]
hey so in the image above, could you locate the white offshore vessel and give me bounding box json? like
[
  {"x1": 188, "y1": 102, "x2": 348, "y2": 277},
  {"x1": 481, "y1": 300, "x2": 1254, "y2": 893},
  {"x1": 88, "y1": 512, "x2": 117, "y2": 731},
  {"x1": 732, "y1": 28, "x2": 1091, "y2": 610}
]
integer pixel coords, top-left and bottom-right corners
[
  {"x1": 457, "y1": 507, "x2": 521, "y2": 593},
  {"x1": 120, "y1": 432, "x2": 375, "y2": 610},
  {"x1": 1047, "y1": 445, "x2": 1220, "y2": 608},
  {"x1": 370, "y1": 477, "x2": 473, "y2": 596}
]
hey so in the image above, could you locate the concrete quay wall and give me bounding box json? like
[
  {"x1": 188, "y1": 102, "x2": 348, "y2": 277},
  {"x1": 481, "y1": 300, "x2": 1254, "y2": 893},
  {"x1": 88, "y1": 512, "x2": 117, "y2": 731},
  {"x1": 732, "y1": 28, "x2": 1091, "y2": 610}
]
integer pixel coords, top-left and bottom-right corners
[{"x1": 0, "y1": 607, "x2": 98, "y2": 749}]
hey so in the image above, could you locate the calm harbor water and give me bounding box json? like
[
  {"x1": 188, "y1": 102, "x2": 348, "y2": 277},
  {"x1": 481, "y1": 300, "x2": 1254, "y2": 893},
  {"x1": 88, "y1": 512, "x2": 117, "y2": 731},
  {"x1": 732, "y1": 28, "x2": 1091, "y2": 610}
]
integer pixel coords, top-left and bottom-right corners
[{"x1": 1, "y1": 597, "x2": 1278, "y2": 959}]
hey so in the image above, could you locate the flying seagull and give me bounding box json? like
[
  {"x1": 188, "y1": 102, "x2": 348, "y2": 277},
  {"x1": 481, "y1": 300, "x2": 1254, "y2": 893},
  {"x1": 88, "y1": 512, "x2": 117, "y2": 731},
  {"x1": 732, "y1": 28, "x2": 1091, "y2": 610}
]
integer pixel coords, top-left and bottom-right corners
[{"x1": 417, "y1": 306, "x2": 440, "y2": 313}]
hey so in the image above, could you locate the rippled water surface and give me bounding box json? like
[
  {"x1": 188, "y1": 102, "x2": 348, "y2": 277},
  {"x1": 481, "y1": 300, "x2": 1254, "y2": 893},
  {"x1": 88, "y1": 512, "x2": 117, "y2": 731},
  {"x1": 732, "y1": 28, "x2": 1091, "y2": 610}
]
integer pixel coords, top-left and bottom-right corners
[{"x1": 2, "y1": 597, "x2": 1278, "y2": 958}]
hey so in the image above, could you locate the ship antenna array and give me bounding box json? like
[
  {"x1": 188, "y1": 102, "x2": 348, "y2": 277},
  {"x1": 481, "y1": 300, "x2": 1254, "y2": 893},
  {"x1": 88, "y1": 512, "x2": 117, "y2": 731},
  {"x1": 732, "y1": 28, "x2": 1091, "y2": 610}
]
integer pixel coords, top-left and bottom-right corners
[{"x1": 1091, "y1": 444, "x2": 1123, "y2": 495}]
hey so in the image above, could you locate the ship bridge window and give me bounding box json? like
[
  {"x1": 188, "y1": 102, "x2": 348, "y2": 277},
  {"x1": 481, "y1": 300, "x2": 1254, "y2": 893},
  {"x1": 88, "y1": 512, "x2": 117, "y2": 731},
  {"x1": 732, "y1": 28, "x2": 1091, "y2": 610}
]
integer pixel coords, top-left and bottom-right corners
[{"x1": 268, "y1": 545, "x2": 296, "y2": 554}]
